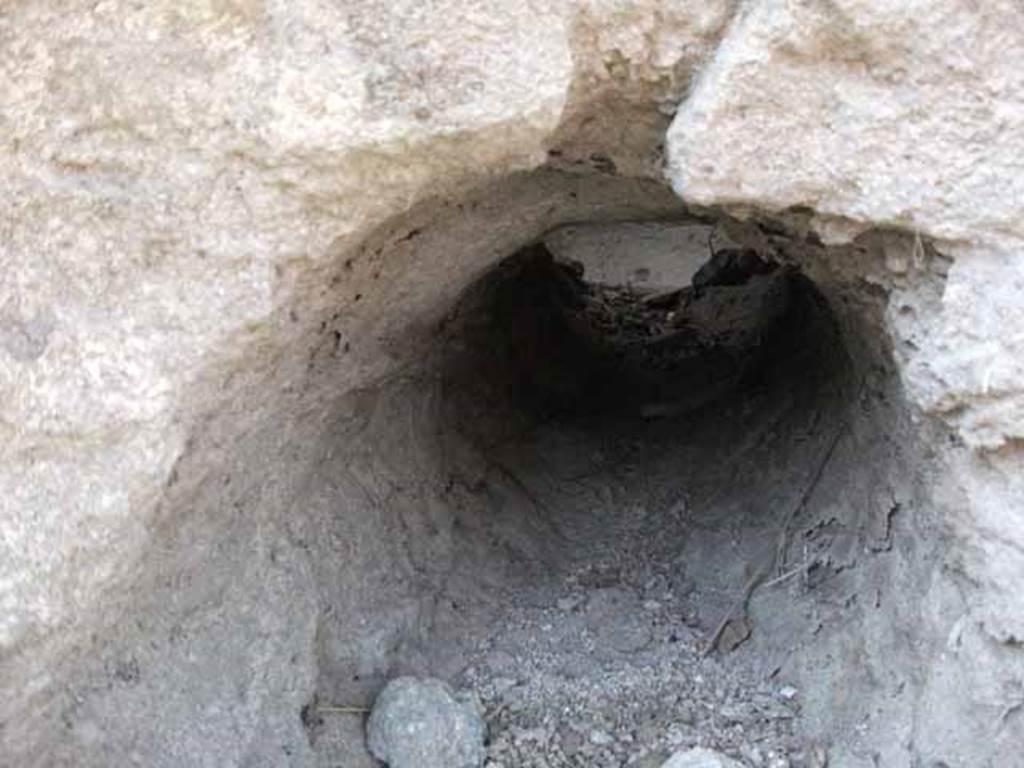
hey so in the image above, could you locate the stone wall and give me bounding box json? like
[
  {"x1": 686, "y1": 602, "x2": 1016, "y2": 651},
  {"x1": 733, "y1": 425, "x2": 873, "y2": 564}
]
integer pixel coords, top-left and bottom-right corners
[{"x1": 1, "y1": 1, "x2": 1022, "y2": 765}]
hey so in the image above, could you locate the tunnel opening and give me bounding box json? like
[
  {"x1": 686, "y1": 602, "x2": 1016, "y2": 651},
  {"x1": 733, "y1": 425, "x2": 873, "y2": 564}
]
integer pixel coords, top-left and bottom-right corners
[
  {"x1": 305, "y1": 215, "x2": 919, "y2": 766},
  {"x1": 431, "y1": 220, "x2": 854, "y2": 597},
  {"x1": 35, "y1": 171, "x2": 944, "y2": 768},
  {"x1": 441, "y1": 234, "x2": 828, "y2": 424}
]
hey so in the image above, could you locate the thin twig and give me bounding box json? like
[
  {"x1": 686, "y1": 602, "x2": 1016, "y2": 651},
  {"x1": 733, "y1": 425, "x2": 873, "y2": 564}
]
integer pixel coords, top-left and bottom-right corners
[
  {"x1": 776, "y1": 418, "x2": 849, "y2": 573},
  {"x1": 703, "y1": 565, "x2": 764, "y2": 658},
  {"x1": 704, "y1": 414, "x2": 848, "y2": 657},
  {"x1": 762, "y1": 561, "x2": 814, "y2": 589}
]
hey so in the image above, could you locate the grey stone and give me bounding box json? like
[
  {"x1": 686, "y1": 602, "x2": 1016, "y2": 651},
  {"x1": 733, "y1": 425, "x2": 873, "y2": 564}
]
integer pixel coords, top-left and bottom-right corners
[{"x1": 366, "y1": 677, "x2": 486, "y2": 768}]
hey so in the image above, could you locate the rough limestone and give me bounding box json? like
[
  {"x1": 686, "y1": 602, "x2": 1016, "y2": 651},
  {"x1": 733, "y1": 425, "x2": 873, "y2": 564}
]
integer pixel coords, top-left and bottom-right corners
[{"x1": 1, "y1": 1, "x2": 1023, "y2": 766}]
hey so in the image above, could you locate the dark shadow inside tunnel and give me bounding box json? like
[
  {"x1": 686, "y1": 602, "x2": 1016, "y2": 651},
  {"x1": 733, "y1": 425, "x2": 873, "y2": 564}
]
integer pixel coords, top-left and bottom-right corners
[
  {"x1": 438, "y1": 239, "x2": 842, "y2": 426},
  {"x1": 397, "y1": 228, "x2": 861, "y2": 668}
]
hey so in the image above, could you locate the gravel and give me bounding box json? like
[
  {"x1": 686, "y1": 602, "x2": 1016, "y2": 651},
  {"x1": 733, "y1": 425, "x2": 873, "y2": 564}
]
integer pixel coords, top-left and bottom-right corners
[
  {"x1": 662, "y1": 747, "x2": 746, "y2": 767},
  {"x1": 456, "y1": 563, "x2": 808, "y2": 768}
]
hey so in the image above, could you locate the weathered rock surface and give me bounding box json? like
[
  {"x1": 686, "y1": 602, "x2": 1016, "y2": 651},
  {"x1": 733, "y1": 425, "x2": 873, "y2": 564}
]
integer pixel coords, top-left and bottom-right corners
[
  {"x1": 664, "y1": 3, "x2": 1024, "y2": 763},
  {"x1": 366, "y1": 677, "x2": 486, "y2": 768},
  {"x1": 666, "y1": 0, "x2": 1024, "y2": 450},
  {"x1": 1, "y1": 0, "x2": 1022, "y2": 766}
]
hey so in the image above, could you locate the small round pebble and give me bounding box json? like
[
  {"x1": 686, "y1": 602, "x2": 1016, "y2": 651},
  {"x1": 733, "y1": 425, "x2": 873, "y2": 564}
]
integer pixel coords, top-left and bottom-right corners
[{"x1": 366, "y1": 676, "x2": 487, "y2": 768}]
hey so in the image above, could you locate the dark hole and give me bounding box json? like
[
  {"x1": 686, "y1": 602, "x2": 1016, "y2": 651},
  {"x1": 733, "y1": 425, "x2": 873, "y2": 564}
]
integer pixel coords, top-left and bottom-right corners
[{"x1": 441, "y1": 240, "x2": 838, "y2": 425}]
